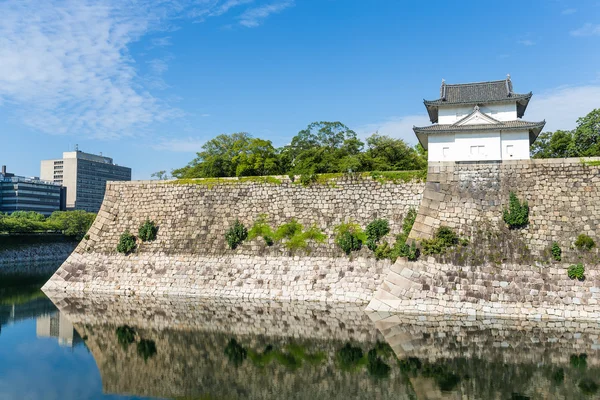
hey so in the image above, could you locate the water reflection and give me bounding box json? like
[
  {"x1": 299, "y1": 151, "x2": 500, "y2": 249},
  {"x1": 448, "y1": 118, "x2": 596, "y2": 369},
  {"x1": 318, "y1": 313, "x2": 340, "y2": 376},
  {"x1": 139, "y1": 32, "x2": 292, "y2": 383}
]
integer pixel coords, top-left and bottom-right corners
[{"x1": 44, "y1": 293, "x2": 600, "y2": 400}]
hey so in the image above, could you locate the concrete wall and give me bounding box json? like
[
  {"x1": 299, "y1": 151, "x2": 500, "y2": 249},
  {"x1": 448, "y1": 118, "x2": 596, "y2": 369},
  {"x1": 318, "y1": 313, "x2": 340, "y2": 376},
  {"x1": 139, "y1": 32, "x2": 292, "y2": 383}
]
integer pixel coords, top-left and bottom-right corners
[{"x1": 43, "y1": 175, "x2": 424, "y2": 301}]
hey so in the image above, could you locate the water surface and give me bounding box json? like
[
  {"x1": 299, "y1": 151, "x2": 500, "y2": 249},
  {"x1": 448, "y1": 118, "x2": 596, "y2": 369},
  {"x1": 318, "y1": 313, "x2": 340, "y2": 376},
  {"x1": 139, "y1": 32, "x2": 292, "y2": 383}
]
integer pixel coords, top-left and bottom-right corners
[{"x1": 2, "y1": 273, "x2": 600, "y2": 399}]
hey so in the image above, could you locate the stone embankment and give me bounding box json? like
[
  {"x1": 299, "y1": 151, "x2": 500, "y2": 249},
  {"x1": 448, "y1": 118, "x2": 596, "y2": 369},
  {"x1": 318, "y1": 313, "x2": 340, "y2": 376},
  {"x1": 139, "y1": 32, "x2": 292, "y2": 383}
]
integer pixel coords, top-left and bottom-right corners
[
  {"x1": 43, "y1": 175, "x2": 424, "y2": 300},
  {"x1": 370, "y1": 157, "x2": 600, "y2": 319},
  {"x1": 0, "y1": 241, "x2": 76, "y2": 275}
]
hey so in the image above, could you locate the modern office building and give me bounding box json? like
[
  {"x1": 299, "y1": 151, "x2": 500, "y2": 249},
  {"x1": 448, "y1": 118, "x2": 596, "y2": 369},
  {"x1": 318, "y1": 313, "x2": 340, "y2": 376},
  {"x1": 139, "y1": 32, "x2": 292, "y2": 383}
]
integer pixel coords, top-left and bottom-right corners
[
  {"x1": 0, "y1": 165, "x2": 65, "y2": 216},
  {"x1": 41, "y1": 148, "x2": 131, "y2": 213}
]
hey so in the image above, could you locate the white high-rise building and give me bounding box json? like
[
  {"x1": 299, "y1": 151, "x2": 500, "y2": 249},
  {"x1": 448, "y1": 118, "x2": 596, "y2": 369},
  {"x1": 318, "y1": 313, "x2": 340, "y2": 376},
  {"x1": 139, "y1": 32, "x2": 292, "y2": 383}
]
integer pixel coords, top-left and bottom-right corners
[{"x1": 41, "y1": 148, "x2": 131, "y2": 213}]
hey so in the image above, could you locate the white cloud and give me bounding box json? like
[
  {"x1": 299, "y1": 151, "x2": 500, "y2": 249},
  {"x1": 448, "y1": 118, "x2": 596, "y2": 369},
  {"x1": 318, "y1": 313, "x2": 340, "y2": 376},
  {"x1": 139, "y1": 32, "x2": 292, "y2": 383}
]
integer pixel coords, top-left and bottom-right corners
[
  {"x1": 0, "y1": 0, "x2": 185, "y2": 138},
  {"x1": 570, "y1": 23, "x2": 600, "y2": 36},
  {"x1": 526, "y1": 84, "x2": 600, "y2": 131},
  {"x1": 0, "y1": 0, "x2": 290, "y2": 139},
  {"x1": 239, "y1": 1, "x2": 294, "y2": 27},
  {"x1": 561, "y1": 8, "x2": 577, "y2": 15},
  {"x1": 212, "y1": 0, "x2": 255, "y2": 17},
  {"x1": 150, "y1": 36, "x2": 172, "y2": 47},
  {"x1": 517, "y1": 39, "x2": 536, "y2": 46},
  {"x1": 152, "y1": 137, "x2": 206, "y2": 152},
  {"x1": 355, "y1": 114, "x2": 431, "y2": 145}
]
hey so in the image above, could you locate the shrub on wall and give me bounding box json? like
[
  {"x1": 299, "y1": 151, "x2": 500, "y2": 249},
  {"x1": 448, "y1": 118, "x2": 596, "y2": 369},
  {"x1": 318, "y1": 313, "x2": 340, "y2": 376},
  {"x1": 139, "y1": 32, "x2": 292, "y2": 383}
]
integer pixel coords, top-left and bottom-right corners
[
  {"x1": 116, "y1": 231, "x2": 137, "y2": 254},
  {"x1": 225, "y1": 219, "x2": 248, "y2": 250},
  {"x1": 365, "y1": 219, "x2": 390, "y2": 251},
  {"x1": 568, "y1": 263, "x2": 585, "y2": 281},
  {"x1": 116, "y1": 325, "x2": 136, "y2": 349},
  {"x1": 503, "y1": 192, "x2": 529, "y2": 229},
  {"x1": 402, "y1": 208, "x2": 417, "y2": 237},
  {"x1": 335, "y1": 222, "x2": 366, "y2": 255},
  {"x1": 421, "y1": 226, "x2": 459, "y2": 256},
  {"x1": 248, "y1": 214, "x2": 275, "y2": 246},
  {"x1": 138, "y1": 218, "x2": 158, "y2": 242},
  {"x1": 274, "y1": 218, "x2": 303, "y2": 241},
  {"x1": 551, "y1": 242, "x2": 562, "y2": 261},
  {"x1": 574, "y1": 234, "x2": 595, "y2": 251}
]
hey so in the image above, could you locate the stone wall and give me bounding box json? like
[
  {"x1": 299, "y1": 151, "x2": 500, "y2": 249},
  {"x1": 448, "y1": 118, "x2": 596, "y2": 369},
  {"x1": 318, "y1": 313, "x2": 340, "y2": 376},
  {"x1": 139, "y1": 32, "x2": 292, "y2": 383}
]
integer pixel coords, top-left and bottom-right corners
[
  {"x1": 43, "y1": 176, "x2": 424, "y2": 301},
  {"x1": 410, "y1": 158, "x2": 600, "y2": 257},
  {"x1": 371, "y1": 158, "x2": 600, "y2": 319},
  {"x1": 0, "y1": 242, "x2": 76, "y2": 275}
]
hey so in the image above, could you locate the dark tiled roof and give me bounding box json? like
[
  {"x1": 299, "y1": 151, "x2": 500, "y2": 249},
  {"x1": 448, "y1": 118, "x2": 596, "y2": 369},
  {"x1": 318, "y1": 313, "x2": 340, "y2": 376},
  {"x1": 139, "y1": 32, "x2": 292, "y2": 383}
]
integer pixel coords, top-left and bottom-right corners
[
  {"x1": 414, "y1": 120, "x2": 545, "y2": 133},
  {"x1": 413, "y1": 120, "x2": 546, "y2": 150},
  {"x1": 423, "y1": 77, "x2": 533, "y2": 123}
]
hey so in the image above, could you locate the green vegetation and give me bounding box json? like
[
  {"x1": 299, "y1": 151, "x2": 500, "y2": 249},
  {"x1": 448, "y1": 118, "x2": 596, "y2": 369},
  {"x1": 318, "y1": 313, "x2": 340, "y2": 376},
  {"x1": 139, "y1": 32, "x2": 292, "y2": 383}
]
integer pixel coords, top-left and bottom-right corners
[
  {"x1": 225, "y1": 219, "x2": 248, "y2": 250},
  {"x1": 402, "y1": 208, "x2": 417, "y2": 236},
  {"x1": 171, "y1": 122, "x2": 427, "y2": 180},
  {"x1": 368, "y1": 170, "x2": 427, "y2": 184},
  {"x1": 138, "y1": 218, "x2": 158, "y2": 242},
  {"x1": 574, "y1": 234, "x2": 595, "y2": 251},
  {"x1": 335, "y1": 343, "x2": 365, "y2": 371},
  {"x1": 224, "y1": 339, "x2": 248, "y2": 367},
  {"x1": 0, "y1": 210, "x2": 96, "y2": 239},
  {"x1": 273, "y1": 218, "x2": 303, "y2": 241},
  {"x1": 421, "y1": 226, "x2": 459, "y2": 256},
  {"x1": 246, "y1": 216, "x2": 326, "y2": 251},
  {"x1": 570, "y1": 354, "x2": 588, "y2": 370},
  {"x1": 503, "y1": 192, "x2": 529, "y2": 229},
  {"x1": 365, "y1": 219, "x2": 390, "y2": 251},
  {"x1": 334, "y1": 222, "x2": 366, "y2": 255},
  {"x1": 531, "y1": 109, "x2": 600, "y2": 158},
  {"x1": 366, "y1": 348, "x2": 391, "y2": 379},
  {"x1": 579, "y1": 378, "x2": 599, "y2": 395},
  {"x1": 247, "y1": 214, "x2": 275, "y2": 246},
  {"x1": 116, "y1": 325, "x2": 136, "y2": 349},
  {"x1": 116, "y1": 231, "x2": 137, "y2": 254},
  {"x1": 551, "y1": 242, "x2": 562, "y2": 261},
  {"x1": 137, "y1": 339, "x2": 157, "y2": 362},
  {"x1": 568, "y1": 263, "x2": 585, "y2": 281}
]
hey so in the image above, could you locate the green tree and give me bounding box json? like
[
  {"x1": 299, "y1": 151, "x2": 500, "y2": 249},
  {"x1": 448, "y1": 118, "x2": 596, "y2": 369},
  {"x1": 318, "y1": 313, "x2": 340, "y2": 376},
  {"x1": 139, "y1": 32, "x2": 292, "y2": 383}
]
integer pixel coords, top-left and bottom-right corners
[
  {"x1": 172, "y1": 133, "x2": 252, "y2": 178},
  {"x1": 48, "y1": 211, "x2": 96, "y2": 238},
  {"x1": 283, "y1": 122, "x2": 365, "y2": 175},
  {"x1": 572, "y1": 108, "x2": 600, "y2": 156},
  {"x1": 531, "y1": 130, "x2": 575, "y2": 158},
  {"x1": 151, "y1": 170, "x2": 169, "y2": 180},
  {"x1": 233, "y1": 138, "x2": 281, "y2": 176},
  {"x1": 363, "y1": 134, "x2": 426, "y2": 171}
]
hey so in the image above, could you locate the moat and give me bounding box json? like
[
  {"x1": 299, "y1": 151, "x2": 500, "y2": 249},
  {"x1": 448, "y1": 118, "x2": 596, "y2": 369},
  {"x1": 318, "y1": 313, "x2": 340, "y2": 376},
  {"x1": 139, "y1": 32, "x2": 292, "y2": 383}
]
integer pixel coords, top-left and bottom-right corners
[{"x1": 2, "y1": 264, "x2": 600, "y2": 399}]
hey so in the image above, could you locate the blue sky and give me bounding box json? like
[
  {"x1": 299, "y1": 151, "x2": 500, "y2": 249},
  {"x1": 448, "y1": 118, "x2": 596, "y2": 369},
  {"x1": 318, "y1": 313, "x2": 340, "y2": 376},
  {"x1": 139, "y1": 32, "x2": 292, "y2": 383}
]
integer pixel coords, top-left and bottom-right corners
[{"x1": 1, "y1": 0, "x2": 599, "y2": 179}]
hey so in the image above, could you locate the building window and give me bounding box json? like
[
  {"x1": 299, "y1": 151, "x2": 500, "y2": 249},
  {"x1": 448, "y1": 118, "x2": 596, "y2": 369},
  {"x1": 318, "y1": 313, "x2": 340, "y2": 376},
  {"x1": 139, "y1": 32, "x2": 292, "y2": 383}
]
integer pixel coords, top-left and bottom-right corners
[
  {"x1": 506, "y1": 144, "x2": 514, "y2": 157},
  {"x1": 442, "y1": 147, "x2": 450, "y2": 158},
  {"x1": 470, "y1": 145, "x2": 485, "y2": 156}
]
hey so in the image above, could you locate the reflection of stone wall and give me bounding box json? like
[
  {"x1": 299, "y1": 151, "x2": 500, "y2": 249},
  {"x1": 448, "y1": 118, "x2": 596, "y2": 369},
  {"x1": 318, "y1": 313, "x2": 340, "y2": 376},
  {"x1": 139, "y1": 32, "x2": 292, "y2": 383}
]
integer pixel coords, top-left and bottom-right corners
[
  {"x1": 50, "y1": 295, "x2": 600, "y2": 400},
  {"x1": 52, "y1": 295, "x2": 409, "y2": 399},
  {"x1": 370, "y1": 312, "x2": 600, "y2": 366},
  {"x1": 44, "y1": 176, "x2": 424, "y2": 300}
]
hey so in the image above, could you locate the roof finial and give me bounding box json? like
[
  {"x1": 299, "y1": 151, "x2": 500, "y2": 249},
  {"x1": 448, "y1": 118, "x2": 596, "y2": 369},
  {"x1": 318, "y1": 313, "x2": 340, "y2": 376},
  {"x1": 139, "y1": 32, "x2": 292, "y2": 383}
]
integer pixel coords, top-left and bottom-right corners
[
  {"x1": 440, "y1": 79, "x2": 446, "y2": 99},
  {"x1": 507, "y1": 73, "x2": 511, "y2": 80},
  {"x1": 474, "y1": 105, "x2": 480, "y2": 111}
]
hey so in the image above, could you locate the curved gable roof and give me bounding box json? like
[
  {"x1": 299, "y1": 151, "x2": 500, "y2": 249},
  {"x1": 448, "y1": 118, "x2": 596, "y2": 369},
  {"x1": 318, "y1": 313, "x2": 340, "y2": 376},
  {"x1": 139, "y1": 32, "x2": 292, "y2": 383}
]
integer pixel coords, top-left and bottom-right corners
[{"x1": 423, "y1": 77, "x2": 532, "y2": 123}]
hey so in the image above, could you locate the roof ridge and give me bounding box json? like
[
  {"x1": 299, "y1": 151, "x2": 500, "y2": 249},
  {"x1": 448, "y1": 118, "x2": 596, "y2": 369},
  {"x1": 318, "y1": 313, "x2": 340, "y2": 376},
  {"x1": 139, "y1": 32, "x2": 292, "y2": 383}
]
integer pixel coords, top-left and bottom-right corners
[{"x1": 444, "y1": 79, "x2": 508, "y2": 87}]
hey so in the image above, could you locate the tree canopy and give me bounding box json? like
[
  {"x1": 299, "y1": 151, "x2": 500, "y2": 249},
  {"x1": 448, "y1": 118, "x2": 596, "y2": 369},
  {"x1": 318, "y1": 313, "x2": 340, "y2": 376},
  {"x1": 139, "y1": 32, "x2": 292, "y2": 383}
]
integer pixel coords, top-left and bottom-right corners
[
  {"x1": 172, "y1": 121, "x2": 426, "y2": 179},
  {"x1": 0, "y1": 210, "x2": 96, "y2": 238},
  {"x1": 531, "y1": 109, "x2": 600, "y2": 158}
]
